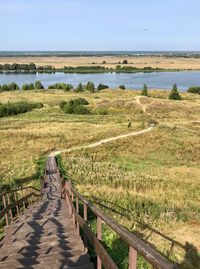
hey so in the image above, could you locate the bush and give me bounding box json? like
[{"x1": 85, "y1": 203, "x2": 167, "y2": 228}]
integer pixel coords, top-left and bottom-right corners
[
  {"x1": 60, "y1": 98, "x2": 90, "y2": 115},
  {"x1": 141, "y1": 84, "x2": 148, "y2": 96},
  {"x1": 187, "y1": 86, "x2": 200, "y2": 94},
  {"x1": 123, "y1": 60, "x2": 128, "y2": 64},
  {"x1": 73, "y1": 105, "x2": 91, "y2": 115},
  {"x1": 59, "y1": 101, "x2": 67, "y2": 110},
  {"x1": 35, "y1": 80, "x2": 44, "y2": 90},
  {"x1": 119, "y1": 85, "x2": 125, "y2": 90},
  {"x1": 169, "y1": 84, "x2": 182, "y2": 100},
  {"x1": 72, "y1": 98, "x2": 89, "y2": 106},
  {"x1": 97, "y1": 84, "x2": 109, "y2": 91},
  {"x1": 0, "y1": 101, "x2": 43, "y2": 117}
]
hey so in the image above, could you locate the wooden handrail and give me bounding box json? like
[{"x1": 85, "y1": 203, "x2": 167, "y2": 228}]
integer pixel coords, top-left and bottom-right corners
[
  {"x1": 0, "y1": 186, "x2": 41, "y2": 226},
  {"x1": 1, "y1": 186, "x2": 40, "y2": 196},
  {"x1": 0, "y1": 192, "x2": 41, "y2": 220},
  {"x1": 63, "y1": 182, "x2": 179, "y2": 269}
]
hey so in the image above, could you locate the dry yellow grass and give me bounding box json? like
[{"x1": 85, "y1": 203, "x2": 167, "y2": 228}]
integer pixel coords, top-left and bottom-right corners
[
  {"x1": 0, "y1": 89, "x2": 200, "y2": 267},
  {"x1": 1, "y1": 55, "x2": 200, "y2": 69}
]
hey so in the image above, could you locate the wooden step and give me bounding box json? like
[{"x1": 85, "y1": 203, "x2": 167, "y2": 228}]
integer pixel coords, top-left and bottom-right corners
[
  {"x1": 0, "y1": 156, "x2": 93, "y2": 269},
  {"x1": 0, "y1": 240, "x2": 85, "y2": 256},
  {"x1": 0, "y1": 252, "x2": 90, "y2": 263},
  {"x1": 0, "y1": 259, "x2": 94, "y2": 269}
]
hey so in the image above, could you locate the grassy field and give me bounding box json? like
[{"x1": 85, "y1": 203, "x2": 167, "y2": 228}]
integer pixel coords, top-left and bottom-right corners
[
  {"x1": 0, "y1": 88, "x2": 200, "y2": 268},
  {"x1": 1, "y1": 55, "x2": 200, "y2": 69}
]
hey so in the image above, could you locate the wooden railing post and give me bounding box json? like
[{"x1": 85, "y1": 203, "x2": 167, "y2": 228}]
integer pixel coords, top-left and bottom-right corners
[
  {"x1": 6, "y1": 193, "x2": 13, "y2": 223},
  {"x1": 97, "y1": 216, "x2": 102, "y2": 269},
  {"x1": 2, "y1": 194, "x2": 9, "y2": 225},
  {"x1": 129, "y1": 246, "x2": 137, "y2": 269},
  {"x1": 22, "y1": 189, "x2": 26, "y2": 211},
  {"x1": 83, "y1": 203, "x2": 87, "y2": 221},
  {"x1": 76, "y1": 196, "x2": 80, "y2": 233},
  {"x1": 14, "y1": 191, "x2": 20, "y2": 216}
]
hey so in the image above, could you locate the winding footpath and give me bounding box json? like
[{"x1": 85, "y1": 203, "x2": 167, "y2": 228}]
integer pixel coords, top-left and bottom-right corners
[
  {"x1": 50, "y1": 96, "x2": 153, "y2": 156},
  {"x1": 51, "y1": 126, "x2": 154, "y2": 156},
  {"x1": 50, "y1": 96, "x2": 152, "y2": 156}
]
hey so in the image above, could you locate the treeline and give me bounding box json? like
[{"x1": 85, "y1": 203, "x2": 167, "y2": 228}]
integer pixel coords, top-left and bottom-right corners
[
  {"x1": 0, "y1": 101, "x2": 43, "y2": 117},
  {"x1": 0, "y1": 81, "x2": 44, "y2": 92},
  {"x1": 0, "y1": 63, "x2": 185, "y2": 73},
  {"x1": 187, "y1": 86, "x2": 200, "y2": 94},
  {"x1": 48, "y1": 82, "x2": 109, "y2": 93},
  {"x1": 0, "y1": 63, "x2": 55, "y2": 72}
]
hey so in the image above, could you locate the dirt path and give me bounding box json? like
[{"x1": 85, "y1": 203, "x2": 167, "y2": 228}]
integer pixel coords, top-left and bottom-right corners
[
  {"x1": 135, "y1": 96, "x2": 147, "y2": 112},
  {"x1": 50, "y1": 126, "x2": 154, "y2": 156}
]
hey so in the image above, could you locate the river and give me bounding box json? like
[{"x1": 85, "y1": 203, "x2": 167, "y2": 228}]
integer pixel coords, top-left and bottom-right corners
[{"x1": 0, "y1": 71, "x2": 200, "y2": 91}]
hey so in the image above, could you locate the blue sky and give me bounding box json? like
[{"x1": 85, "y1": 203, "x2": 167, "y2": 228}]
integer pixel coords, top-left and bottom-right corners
[{"x1": 0, "y1": 0, "x2": 199, "y2": 51}]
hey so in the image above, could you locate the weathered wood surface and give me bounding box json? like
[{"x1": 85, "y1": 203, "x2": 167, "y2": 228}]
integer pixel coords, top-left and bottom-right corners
[{"x1": 0, "y1": 156, "x2": 93, "y2": 269}]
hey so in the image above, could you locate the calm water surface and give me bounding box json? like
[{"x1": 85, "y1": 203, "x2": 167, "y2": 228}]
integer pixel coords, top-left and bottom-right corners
[{"x1": 0, "y1": 71, "x2": 200, "y2": 91}]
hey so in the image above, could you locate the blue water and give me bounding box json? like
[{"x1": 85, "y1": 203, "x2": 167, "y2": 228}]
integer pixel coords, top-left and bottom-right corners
[
  {"x1": 0, "y1": 71, "x2": 200, "y2": 91},
  {"x1": 0, "y1": 51, "x2": 200, "y2": 57}
]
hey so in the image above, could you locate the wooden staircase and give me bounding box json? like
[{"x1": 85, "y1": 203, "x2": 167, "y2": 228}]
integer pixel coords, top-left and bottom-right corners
[
  {"x1": 0, "y1": 156, "x2": 93, "y2": 269},
  {"x1": 0, "y1": 156, "x2": 179, "y2": 269}
]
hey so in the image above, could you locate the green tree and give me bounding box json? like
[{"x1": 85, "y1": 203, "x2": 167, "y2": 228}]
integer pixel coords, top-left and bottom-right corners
[
  {"x1": 29, "y1": 83, "x2": 35, "y2": 90},
  {"x1": 35, "y1": 80, "x2": 44, "y2": 90},
  {"x1": 76, "y1": 83, "x2": 83, "y2": 92},
  {"x1": 22, "y1": 84, "x2": 30, "y2": 91},
  {"x1": 119, "y1": 85, "x2": 125, "y2": 90},
  {"x1": 123, "y1": 59, "x2": 128, "y2": 64},
  {"x1": 187, "y1": 86, "x2": 200, "y2": 95},
  {"x1": 169, "y1": 84, "x2": 182, "y2": 100},
  {"x1": 7, "y1": 82, "x2": 19, "y2": 91},
  {"x1": 86, "y1": 81, "x2": 95, "y2": 93},
  {"x1": 97, "y1": 84, "x2": 109, "y2": 91},
  {"x1": 1, "y1": 84, "x2": 8, "y2": 91},
  {"x1": 141, "y1": 84, "x2": 148, "y2": 96}
]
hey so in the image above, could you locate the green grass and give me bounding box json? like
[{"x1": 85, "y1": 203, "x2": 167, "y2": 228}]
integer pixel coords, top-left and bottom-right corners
[{"x1": 0, "y1": 89, "x2": 200, "y2": 268}]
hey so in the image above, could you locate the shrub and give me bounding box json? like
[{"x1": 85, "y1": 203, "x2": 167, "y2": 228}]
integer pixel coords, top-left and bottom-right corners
[
  {"x1": 97, "y1": 84, "x2": 109, "y2": 91},
  {"x1": 73, "y1": 105, "x2": 91, "y2": 115},
  {"x1": 169, "y1": 84, "x2": 182, "y2": 100},
  {"x1": 59, "y1": 101, "x2": 67, "y2": 110},
  {"x1": 73, "y1": 98, "x2": 89, "y2": 106},
  {"x1": 0, "y1": 101, "x2": 43, "y2": 117},
  {"x1": 123, "y1": 60, "x2": 128, "y2": 64},
  {"x1": 63, "y1": 103, "x2": 75, "y2": 114},
  {"x1": 60, "y1": 98, "x2": 90, "y2": 115},
  {"x1": 35, "y1": 80, "x2": 44, "y2": 90},
  {"x1": 141, "y1": 84, "x2": 148, "y2": 96},
  {"x1": 187, "y1": 86, "x2": 200, "y2": 94},
  {"x1": 119, "y1": 85, "x2": 125, "y2": 90}
]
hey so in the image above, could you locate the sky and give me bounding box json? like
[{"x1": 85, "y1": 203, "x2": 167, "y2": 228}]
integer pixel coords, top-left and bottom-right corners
[{"x1": 0, "y1": 0, "x2": 200, "y2": 51}]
